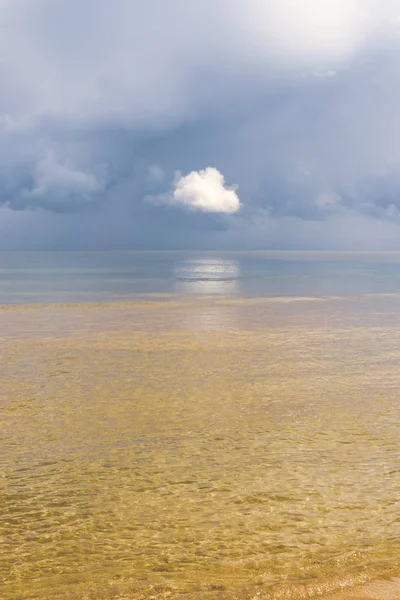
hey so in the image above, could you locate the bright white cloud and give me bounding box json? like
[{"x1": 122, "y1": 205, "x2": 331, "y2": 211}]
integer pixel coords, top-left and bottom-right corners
[{"x1": 171, "y1": 168, "x2": 241, "y2": 214}]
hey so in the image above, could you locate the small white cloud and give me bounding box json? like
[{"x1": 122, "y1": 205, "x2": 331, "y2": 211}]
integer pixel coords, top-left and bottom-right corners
[{"x1": 171, "y1": 167, "x2": 241, "y2": 213}]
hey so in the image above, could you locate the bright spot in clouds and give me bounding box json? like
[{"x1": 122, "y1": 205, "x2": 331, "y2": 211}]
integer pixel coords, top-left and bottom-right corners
[{"x1": 172, "y1": 168, "x2": 241, "y2": 214}]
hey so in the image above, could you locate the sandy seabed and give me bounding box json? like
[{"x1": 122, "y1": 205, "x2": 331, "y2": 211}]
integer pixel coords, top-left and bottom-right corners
[{"x1": 1, "y1": 296, "x2": 400, "y2": 600}]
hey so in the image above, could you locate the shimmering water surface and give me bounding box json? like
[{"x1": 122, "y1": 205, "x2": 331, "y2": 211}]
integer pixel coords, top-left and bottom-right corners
[
  {"x1": 1, "y1": 252, "x2": 400, "y2": 600},
  {"x1": 4, "y1": 250, "x2": 400, "y2": 303}
]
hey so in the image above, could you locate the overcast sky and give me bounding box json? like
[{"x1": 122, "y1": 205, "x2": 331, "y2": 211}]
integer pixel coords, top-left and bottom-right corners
[{"x1": 2, "y1": 0, "x2": 400, "y2": 249}]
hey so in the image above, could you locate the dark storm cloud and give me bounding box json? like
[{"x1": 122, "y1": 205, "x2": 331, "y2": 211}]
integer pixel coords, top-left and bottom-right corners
[{"x1": 2, "y1": 1, "x2": 400, "y2": 248}]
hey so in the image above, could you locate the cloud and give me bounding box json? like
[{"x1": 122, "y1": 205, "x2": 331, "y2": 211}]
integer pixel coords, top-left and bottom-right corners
[
  {"x1": 1, "y1": 1, "x2": 400, "y2": 247},
  {"x1": 0, "y1": 1, "x2": 395, "y2": 128},
  {"x1": 20, "y1": 150, "x2": 106, "y2": 211},
  {"x1": 239, "y1": 0, "x2": 379, "y2": 66},
  {"x1": 315, "y1": 191, "x2": 343, "y2": 212},
  {"x1": 169, "y1": 168, "x2": 241, "y2": 214}
]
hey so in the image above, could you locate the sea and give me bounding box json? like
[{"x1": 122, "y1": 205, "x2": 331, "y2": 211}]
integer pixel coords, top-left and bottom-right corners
[
  {"x1": 1, "y1": 251, "x2": 400, "y2": 600},
  {"x1": 2, "y1": 250, "x2": 400, "y2": 303}
]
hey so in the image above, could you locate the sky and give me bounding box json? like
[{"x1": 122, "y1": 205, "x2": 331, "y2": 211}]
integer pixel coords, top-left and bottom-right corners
[{"x1": 2, "y1": 1, "x2": 400, "y2": 249}]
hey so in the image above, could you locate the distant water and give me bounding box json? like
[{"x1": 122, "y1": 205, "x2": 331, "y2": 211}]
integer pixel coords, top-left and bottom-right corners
[{"x1": 3, "y1": 250, "x2": 400, "y2": 304}]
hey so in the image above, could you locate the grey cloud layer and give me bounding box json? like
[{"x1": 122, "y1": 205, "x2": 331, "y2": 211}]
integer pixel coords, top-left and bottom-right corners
[{"x1": 1, "y1": 0, "x2": 400, "y2": 248}]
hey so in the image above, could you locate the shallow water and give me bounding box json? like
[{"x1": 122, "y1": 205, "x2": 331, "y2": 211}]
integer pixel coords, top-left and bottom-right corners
[{"x1": 1, "y1": 297, "x2": 400, "y2": 599}]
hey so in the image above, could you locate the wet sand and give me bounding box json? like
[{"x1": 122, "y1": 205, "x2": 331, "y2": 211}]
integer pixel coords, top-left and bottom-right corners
[{"x1": 323, "y1": 578, "x2": 400, "y2": 599}]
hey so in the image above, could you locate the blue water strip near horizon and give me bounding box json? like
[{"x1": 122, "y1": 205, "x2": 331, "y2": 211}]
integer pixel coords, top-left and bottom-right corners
[{"x1": 2, "y1": 250, "x2": 400, "y2": 304}]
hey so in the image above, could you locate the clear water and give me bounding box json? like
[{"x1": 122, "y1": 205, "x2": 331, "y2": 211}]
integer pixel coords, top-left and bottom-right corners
[
  {"x1": 3, "y1": 250, "x2": 400, "y2": 303},
  {"x1": 1, "y1": 253, "x2": 400, "y2": 600}
]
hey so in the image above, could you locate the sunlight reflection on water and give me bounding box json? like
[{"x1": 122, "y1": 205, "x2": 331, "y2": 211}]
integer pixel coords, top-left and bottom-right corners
[{"x1": 173, "y1": 258, "x2": 241, "y2": 295}]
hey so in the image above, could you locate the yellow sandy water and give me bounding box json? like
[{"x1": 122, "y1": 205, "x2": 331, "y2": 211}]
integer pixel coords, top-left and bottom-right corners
[{"x1": 1, "y1": 297, "x2": 400, "y2": 600}]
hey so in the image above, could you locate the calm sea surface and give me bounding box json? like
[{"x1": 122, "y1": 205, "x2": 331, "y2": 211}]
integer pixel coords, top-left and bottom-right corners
[
  {"x1": 3, "y1": 250, "x2": 400, "y2": 303},
  {"x1": 1, "y1": 252, "x2": 400, "y2": 600}
]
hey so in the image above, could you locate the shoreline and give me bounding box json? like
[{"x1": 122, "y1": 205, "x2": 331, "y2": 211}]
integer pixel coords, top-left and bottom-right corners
[
  {"x1": 7, "y1": 572, "x2": 400, "y2": 600},
  {"x1": 321, "y1": 577, "x2": 400, "y2": 600}
]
